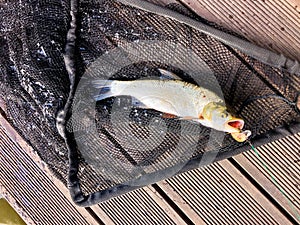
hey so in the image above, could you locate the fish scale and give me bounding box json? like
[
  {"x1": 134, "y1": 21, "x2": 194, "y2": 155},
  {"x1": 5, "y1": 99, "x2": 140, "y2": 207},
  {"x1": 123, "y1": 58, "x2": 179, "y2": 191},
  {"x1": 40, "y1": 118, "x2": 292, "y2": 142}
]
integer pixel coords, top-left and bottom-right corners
[{"x1": 103, "y1": 79, "x2": 219, "y2": 117}]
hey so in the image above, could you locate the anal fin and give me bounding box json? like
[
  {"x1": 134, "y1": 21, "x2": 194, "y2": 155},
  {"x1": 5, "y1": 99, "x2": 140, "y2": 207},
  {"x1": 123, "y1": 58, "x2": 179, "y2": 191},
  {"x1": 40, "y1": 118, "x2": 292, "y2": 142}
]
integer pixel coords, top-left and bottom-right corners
[{"x1": 162, "y1": 113, "x2": 178, "y2": 119}]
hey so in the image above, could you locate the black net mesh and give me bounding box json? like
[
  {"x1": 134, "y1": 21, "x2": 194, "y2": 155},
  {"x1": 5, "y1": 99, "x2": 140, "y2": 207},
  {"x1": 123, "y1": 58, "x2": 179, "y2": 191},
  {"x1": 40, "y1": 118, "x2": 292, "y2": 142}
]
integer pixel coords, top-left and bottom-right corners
[
  {"x1": 0, "y1": 0, "x2": 71, "y2": 182},
  {"x1": 0, "y1": 0, "x2": 299, "y2": 205}
]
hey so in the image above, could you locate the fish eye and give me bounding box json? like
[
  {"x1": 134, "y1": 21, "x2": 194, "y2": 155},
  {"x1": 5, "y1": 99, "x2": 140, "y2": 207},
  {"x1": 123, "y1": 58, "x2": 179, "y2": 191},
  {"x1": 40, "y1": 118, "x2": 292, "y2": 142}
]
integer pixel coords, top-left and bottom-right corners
[{"x1": 221, "y1": 112, "x2": 229, "y2": 118}]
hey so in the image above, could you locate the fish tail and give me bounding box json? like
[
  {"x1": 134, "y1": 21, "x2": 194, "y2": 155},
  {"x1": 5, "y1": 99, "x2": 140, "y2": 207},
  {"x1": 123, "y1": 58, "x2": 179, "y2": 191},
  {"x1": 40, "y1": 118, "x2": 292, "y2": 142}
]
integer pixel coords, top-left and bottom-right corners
[{"x1": 92, "y1": 80, "x2": 116, "y2": 101}]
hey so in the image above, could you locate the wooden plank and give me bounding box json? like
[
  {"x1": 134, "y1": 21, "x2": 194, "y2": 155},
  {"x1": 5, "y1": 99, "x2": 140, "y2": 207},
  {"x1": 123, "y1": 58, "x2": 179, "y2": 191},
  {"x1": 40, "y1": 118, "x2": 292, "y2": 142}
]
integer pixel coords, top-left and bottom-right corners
[
  {"x1": 147, "y1": 0, "x2": 179, "y2": 5},
  {"x1": 158, "y1": 180, "x2": 207, "y2": 225},
  {"x1": 90, "y1": 206, "x2": 117, "y2": 225},
  {"x1": 179, "y1": 0, "x2": 300, "y2": 62},
  {"x1": 0, "y1": 114, "x2": 100, "y2": 225},
  {"x1": 97, "y1": 186, "x2": 187, "y2": 225},
  {"x1": 0, "y1": 191, "x2": 36, "y2": 225},
  {"x1": 158, "y1": 160, "x2": 293, "y2": 225},
  {"x1": 233, "y1": 134, "x2": 300, "y2": 223},
  {"x1": 143, "y1": 185, "x2": 189, "y2": 224},
  {"x1": 90, "y1": 185, "x2": 188, "y2": 225}
]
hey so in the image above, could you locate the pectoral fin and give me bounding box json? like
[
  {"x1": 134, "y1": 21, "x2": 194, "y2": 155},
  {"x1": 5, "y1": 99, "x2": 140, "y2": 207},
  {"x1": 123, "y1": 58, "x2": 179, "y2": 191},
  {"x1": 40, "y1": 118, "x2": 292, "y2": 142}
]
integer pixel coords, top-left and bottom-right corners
[
  {"x1": 179, "y1": 116, "x2": 198, "y2": 120},
  {"x1": 162, "y1": 114, "x2": 198, "y2": 120}
]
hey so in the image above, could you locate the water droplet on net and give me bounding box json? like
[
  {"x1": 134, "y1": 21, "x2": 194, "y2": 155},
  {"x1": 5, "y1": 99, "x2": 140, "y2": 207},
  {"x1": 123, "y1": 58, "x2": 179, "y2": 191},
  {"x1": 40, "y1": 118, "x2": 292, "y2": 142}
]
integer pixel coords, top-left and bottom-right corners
[{"x1": 114, "y1": 32, "x2": 120, "y2": 38}]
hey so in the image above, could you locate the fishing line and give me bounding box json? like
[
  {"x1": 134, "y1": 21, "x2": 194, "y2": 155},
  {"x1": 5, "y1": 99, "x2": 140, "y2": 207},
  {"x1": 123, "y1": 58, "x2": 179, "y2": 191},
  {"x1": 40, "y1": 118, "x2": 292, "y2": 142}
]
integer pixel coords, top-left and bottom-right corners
[{"x1": 247, "y1": 140, "x2": 300, "y2": 222}]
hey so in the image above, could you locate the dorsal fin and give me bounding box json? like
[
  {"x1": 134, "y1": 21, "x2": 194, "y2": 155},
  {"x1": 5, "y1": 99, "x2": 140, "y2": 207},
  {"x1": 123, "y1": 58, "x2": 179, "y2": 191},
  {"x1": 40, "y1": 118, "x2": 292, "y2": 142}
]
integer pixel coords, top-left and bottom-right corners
[{"x1": 158, "y1": 69, "x2": 182, "y2": 80}]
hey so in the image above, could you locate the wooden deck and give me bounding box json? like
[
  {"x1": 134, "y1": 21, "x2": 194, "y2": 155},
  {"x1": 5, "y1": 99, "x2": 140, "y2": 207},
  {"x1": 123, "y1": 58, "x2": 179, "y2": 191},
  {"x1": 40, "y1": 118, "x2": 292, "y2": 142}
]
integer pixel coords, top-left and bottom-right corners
[{"x1": 0, "y1": 0, "x2": 299, "y2": 224}]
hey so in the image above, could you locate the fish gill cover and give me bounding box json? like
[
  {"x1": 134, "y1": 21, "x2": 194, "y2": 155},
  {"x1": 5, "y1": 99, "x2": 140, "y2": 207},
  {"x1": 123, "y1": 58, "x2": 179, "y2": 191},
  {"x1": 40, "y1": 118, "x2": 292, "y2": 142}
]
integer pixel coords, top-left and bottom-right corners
[{"x1": 0, "y1": 0, "x2": 299, "y2": 206}]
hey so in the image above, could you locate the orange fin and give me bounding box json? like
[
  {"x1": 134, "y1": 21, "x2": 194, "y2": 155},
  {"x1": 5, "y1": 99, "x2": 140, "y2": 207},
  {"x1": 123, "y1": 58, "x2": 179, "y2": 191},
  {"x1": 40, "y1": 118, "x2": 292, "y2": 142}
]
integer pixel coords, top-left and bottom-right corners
[
  {"x1": 179, "y1": 116, "x2": 198, "y2": 120},
  {"x1": 162, "y1": 113, "x2": 178, "y2": 119},
  {"x1": 198, "y1": 114, "x2": 204, "y2": 120}
]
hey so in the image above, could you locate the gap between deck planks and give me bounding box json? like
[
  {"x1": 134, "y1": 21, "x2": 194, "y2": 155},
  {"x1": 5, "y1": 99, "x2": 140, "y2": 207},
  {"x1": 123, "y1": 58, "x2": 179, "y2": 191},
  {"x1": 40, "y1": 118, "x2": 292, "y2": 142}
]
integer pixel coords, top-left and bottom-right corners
[{"x1": 158, "y1": 161, "x2": 295, "y2": 225}]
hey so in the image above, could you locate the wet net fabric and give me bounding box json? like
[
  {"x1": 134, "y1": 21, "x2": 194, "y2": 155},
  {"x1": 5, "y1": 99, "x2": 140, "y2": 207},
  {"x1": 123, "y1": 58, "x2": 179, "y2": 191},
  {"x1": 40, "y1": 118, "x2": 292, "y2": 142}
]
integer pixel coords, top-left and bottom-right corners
[
  {"x1": 0, "y1": 0, "x2": 299, "y2": 206},
  {"x1": 0, "y1": 0, "x2": 71, "y2": 182}
]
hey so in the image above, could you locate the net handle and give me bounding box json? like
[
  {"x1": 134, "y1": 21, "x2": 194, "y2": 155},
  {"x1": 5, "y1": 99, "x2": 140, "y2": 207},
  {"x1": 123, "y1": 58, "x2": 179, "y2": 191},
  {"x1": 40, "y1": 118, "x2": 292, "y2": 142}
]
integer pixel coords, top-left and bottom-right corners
[{"x1": 117, "y1": 0, "x2": 300, "y2": 76}]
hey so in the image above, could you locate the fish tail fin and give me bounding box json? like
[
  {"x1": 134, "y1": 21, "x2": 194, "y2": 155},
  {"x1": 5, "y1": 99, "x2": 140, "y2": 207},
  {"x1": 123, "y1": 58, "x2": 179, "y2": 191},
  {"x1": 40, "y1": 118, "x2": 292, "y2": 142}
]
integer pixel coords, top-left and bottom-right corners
[{"x1": 92, "y1": 80, "x2": 115, "y2": 101}]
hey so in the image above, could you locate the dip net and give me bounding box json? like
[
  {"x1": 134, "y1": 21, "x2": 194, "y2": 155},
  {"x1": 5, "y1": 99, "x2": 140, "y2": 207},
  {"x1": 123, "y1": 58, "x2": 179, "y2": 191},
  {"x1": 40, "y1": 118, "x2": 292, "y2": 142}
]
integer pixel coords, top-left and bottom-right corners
[{"x1": 0, "y1": 0, "x2": 299, "y2": 206}]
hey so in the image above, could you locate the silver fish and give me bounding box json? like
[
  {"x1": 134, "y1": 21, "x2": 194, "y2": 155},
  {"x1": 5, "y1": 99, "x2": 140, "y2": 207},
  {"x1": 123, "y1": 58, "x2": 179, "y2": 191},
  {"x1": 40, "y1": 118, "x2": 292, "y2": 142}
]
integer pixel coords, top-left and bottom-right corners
[{"x1": 93, "y1": 69, "x2": 251, "y2": 142}]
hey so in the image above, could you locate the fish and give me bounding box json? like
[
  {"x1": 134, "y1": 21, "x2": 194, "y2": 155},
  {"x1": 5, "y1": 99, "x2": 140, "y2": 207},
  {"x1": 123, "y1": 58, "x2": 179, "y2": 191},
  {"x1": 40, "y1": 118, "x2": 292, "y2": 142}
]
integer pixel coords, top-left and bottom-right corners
[{"x1": 93, "y1": 69, "x2": 251, "y2": 142}]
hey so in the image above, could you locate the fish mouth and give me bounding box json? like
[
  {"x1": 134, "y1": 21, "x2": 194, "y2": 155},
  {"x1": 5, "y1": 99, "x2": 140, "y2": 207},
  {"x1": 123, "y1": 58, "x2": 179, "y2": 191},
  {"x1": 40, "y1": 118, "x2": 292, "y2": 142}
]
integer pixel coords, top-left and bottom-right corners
[
  {"x1": 225, "y1": 118, "x2": 245, "y2": 132},
  {"x1": 231, "y1": 130, "x2": 252, "y2": 142}
]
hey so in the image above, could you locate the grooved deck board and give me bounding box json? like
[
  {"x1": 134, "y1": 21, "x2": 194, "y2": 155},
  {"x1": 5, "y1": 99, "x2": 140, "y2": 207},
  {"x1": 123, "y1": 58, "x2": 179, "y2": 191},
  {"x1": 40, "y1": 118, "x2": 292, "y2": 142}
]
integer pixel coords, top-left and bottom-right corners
[
  {"x1": 234, "y1": 134, "x2": 300, "y2": 222},
  {"x1": 0, "y1": 115, "x2": 101, "y2": 225},
  {"x1": 158, "y1": 160, "x2": 293, "y2": 225},
  {"x1": 97, "y1": 186, "x2": 186, "y2": 225},
  {"x1": 179, "y1": 0, "x2": 300, "y2": 62}
]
